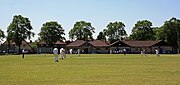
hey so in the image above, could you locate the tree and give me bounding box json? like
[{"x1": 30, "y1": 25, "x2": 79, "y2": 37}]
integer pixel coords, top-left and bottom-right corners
[
  {"x1": 30, "y1": 40, "x2": 38, "y2": 53},
  {"x1": 103, "y1": 21, "x2": 127, "y2": 43},
  {"x1": 129, "y1": 20, "x2": 155, "y2": 40},
  {"x1": 0, "y1": 28, "x2": 5, "y2": 45},
  {"x1": 156, "y1": 17, "x2": 180, "y2": 53},
  {"x1": 7, "y1": 15, "x2": 35, "y2": 53},
  {"x1": 96, "y1": 31, "x2": 106, "y2": 41},
  {"x1": 69, "y1": 21, "x2": 95, "y2": 41},
  {"x1": 152, "y1": 27, "x2": 159, "y2": 38},
  {"x1": 38, "y1": 21, "x2": 65, "y2": 47}
]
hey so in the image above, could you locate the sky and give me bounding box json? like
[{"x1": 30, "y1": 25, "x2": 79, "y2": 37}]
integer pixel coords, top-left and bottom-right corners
[{"x1": 0, "y1": 0, "x2": 180, "y2": 41}]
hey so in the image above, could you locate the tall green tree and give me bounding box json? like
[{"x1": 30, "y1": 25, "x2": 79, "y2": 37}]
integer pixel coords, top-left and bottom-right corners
[
  {"x1": 104, "y1": 21, "x2": 127, "y2": 43},
  {"x1": 7, "y1": 15, "x2": 35, "y2": 53},
  {"x1": 129, "y1": 20, "x2": 155, "y2": 40},
  {"x1": 96, "y1": 31, "x2": 106, "y2": 41},
  {"x1": 0, "y1": 29, "x2": 5, "y2": 44},
  {"x1": 156, "y1": 17, "x2": 180, "y2": 53},
  {"x1": 38, "y1": 21, "x2": 65, "y2": 47},
  {"x1": 152, "y1": 27, "x2": 161, "y2": 40},
  {"x1": 69, "y1": 21, "x2": 95, "y2": 41}
]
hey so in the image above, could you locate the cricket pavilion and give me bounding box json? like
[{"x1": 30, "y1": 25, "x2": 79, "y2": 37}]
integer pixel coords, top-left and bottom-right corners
[
  {"x1": 37, "y1": 40, "x2": 173, "y2": 54},
  {"x1": 0, "y1": 40, "x2": 33, "y2": 53}
]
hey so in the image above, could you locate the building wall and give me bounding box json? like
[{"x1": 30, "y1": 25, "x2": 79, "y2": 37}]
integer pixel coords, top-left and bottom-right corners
[
  {"x1": 37, "y1": 47, "x2": 52, "y2": 54},
  {"x1": 0, "y1": 45, "x2": 16, "y2": 53},
  {"x1": 152, "y1": 46, "x2": 172, "y2": 54},
  {"x1": 37, "y1": 44, "x2": 66, "y2": 54},
  {"x1": 129, "y1": 47, "x2": 141, "y2": 54},
  {"x1": 109, "y1": 47, "x2": 131, "y2": 54},
  {"x1": 20, "y1": 44, "x2": 33, "y2": 53},
  {"x1": 38, "y1": 45, "x2": 173, "y2": 54},
  {"x1": 109, "y1": 46, "x2": 173, "y2": 54},
  {"x1": 130, "y1": 47, "x2": 151, "y2": 54},
  {"x1": 67, "y1": 46, "x2": 108, "y2": 54},
  {"x1": 0, "y1": 43, "x2": 32, "y2": 53},
  {"x1": 91, "y1": 47, "x2": 108, "y2": 54}
]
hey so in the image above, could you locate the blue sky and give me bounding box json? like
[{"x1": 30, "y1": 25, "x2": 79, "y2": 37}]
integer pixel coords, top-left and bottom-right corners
[{"x1": 0, "y1": 0, "x2": 180, "y2": 41}]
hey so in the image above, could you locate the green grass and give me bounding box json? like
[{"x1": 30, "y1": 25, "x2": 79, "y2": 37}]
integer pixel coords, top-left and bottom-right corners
[{"x1": 0, "y1": 54, "x2": 180, "y2": 85}]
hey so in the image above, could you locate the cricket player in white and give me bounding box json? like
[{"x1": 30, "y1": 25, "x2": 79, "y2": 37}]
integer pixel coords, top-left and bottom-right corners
[
  {"x1": 141, "y1": 49, "x2": 148, "y2": 57},
  {"x1": 60, "y1": 48, "x2": 65, "y2": 59},
  {"x1": 140, "y1": 50, "x2": 143, "y2": 57},
  {"x1": 78, "y1": 49, "x2": 80, "y2": 57},
  {"x1": 69, "y1": 49, "x2": 73, "y2": 58},
  {"x1": 63, "y1": 49, "x2": 66, "y2": 58},
  {"x1": 110, "y1": 49, "x2": 112, "y2": 54},
  {"x1": 155, "y1": 49, "x2": 160, "y2": 57},
  {"x1": 53, "y1": 48, "x2": 58, "y2": 62},
  {"x1": 22, "y1": 49, "x2": 25, "y2": 58}
]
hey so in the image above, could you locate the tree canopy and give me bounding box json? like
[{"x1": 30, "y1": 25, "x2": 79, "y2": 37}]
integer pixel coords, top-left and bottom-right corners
[
  {"x1": 129, "y1": 20, "x2": 155, "y2": 40},
  {"x1": 0, "y1": 29, "x2": 5, "y2": 43},
  {"x1": 103, "y1": 21, "x2": 127, "y2": 43},
  {"x1": 38, "y1": 21, "x2": 65, "y2": 47},
  {"x1": 156, "y1": 17, "x2": 180, "y2": 53},
  {"x1": 69, "y1": 21, "x2": 95, "y2": 41},
  {"x1": 7, "y1": 15, "x2": 34, "y2": 53},
  {"x1": 96, "y1": 31, "x2": 106, "y2": 41}
]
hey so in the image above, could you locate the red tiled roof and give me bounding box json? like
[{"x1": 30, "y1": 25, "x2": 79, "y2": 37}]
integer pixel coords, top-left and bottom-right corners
[
  {"x1": 89, "y1": 40, "x2": 109, "y2": 47},
  {"x1": 122, "y1": 40, "x2": 161, "y2": 47},
  {"x1": 109, "y1": 40, "x2": 129, "y2": 47},
  {"x1": 67, "y1": 40, "x2": 86, "y2": 47},
  {"x1": 3, "y1": 41, "x2": 15, "y2": 45},
  {"x1": 3, "y1": 40, "x2": 31, "y2": 45},
  {"x1": 55, "y1": 41, "x2": 66, "y2": 45},
  {"x1": 39, "y1": 41, "x2": 66, "y2": 45},
  {"x1": 2, "y1": 40, "x2": 33, "y2": 49}
]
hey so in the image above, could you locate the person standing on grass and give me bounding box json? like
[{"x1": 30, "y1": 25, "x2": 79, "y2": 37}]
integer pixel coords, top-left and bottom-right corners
[
  {"x1": 155, "y1": 49, "x2": 160, "y2": 57},
  {"x1": 141, "y1": 50, "x2": 143, "y2": 57},
  {"x1": 78, "y1": 49, "x2": 80, "y2": 57},
  {"x1": 63, "y1": 49, "x2": 66, "y2": 58},
  {"x1": 60, "y1": 48, "x2": 64, "y2": 60},
  {"x1": 22, "y1": 49, "x2": 25, "y2": 58},
  {"x1": 69, "y1": 49, "x2": 73, "y2": 58},
  {"x1": 53, "y1": 48, "x2": 58, "y2": 62},
  {"x1": 141, "y1": 49, "x2": 148, "y2": 57},
  {"x1": 123, "y1": 48, "x2": 127, "y2": 55},
  {"x1": 110, "y1": 49, "x2": 112, "y2": 54}
]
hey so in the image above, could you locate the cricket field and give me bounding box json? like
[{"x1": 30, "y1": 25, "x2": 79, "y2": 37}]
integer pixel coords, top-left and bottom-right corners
[{"x1": 0, "y1": 54, "x2": 180, "y2": 85}]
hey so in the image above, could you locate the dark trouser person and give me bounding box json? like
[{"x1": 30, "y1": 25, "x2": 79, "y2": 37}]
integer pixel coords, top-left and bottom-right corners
[
  {"x1": 22, "y1": 53, "x2": 24, "y2": 58},
  {"x1": 123, "y1": 51, "x2": 126, "y2": 55}
]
